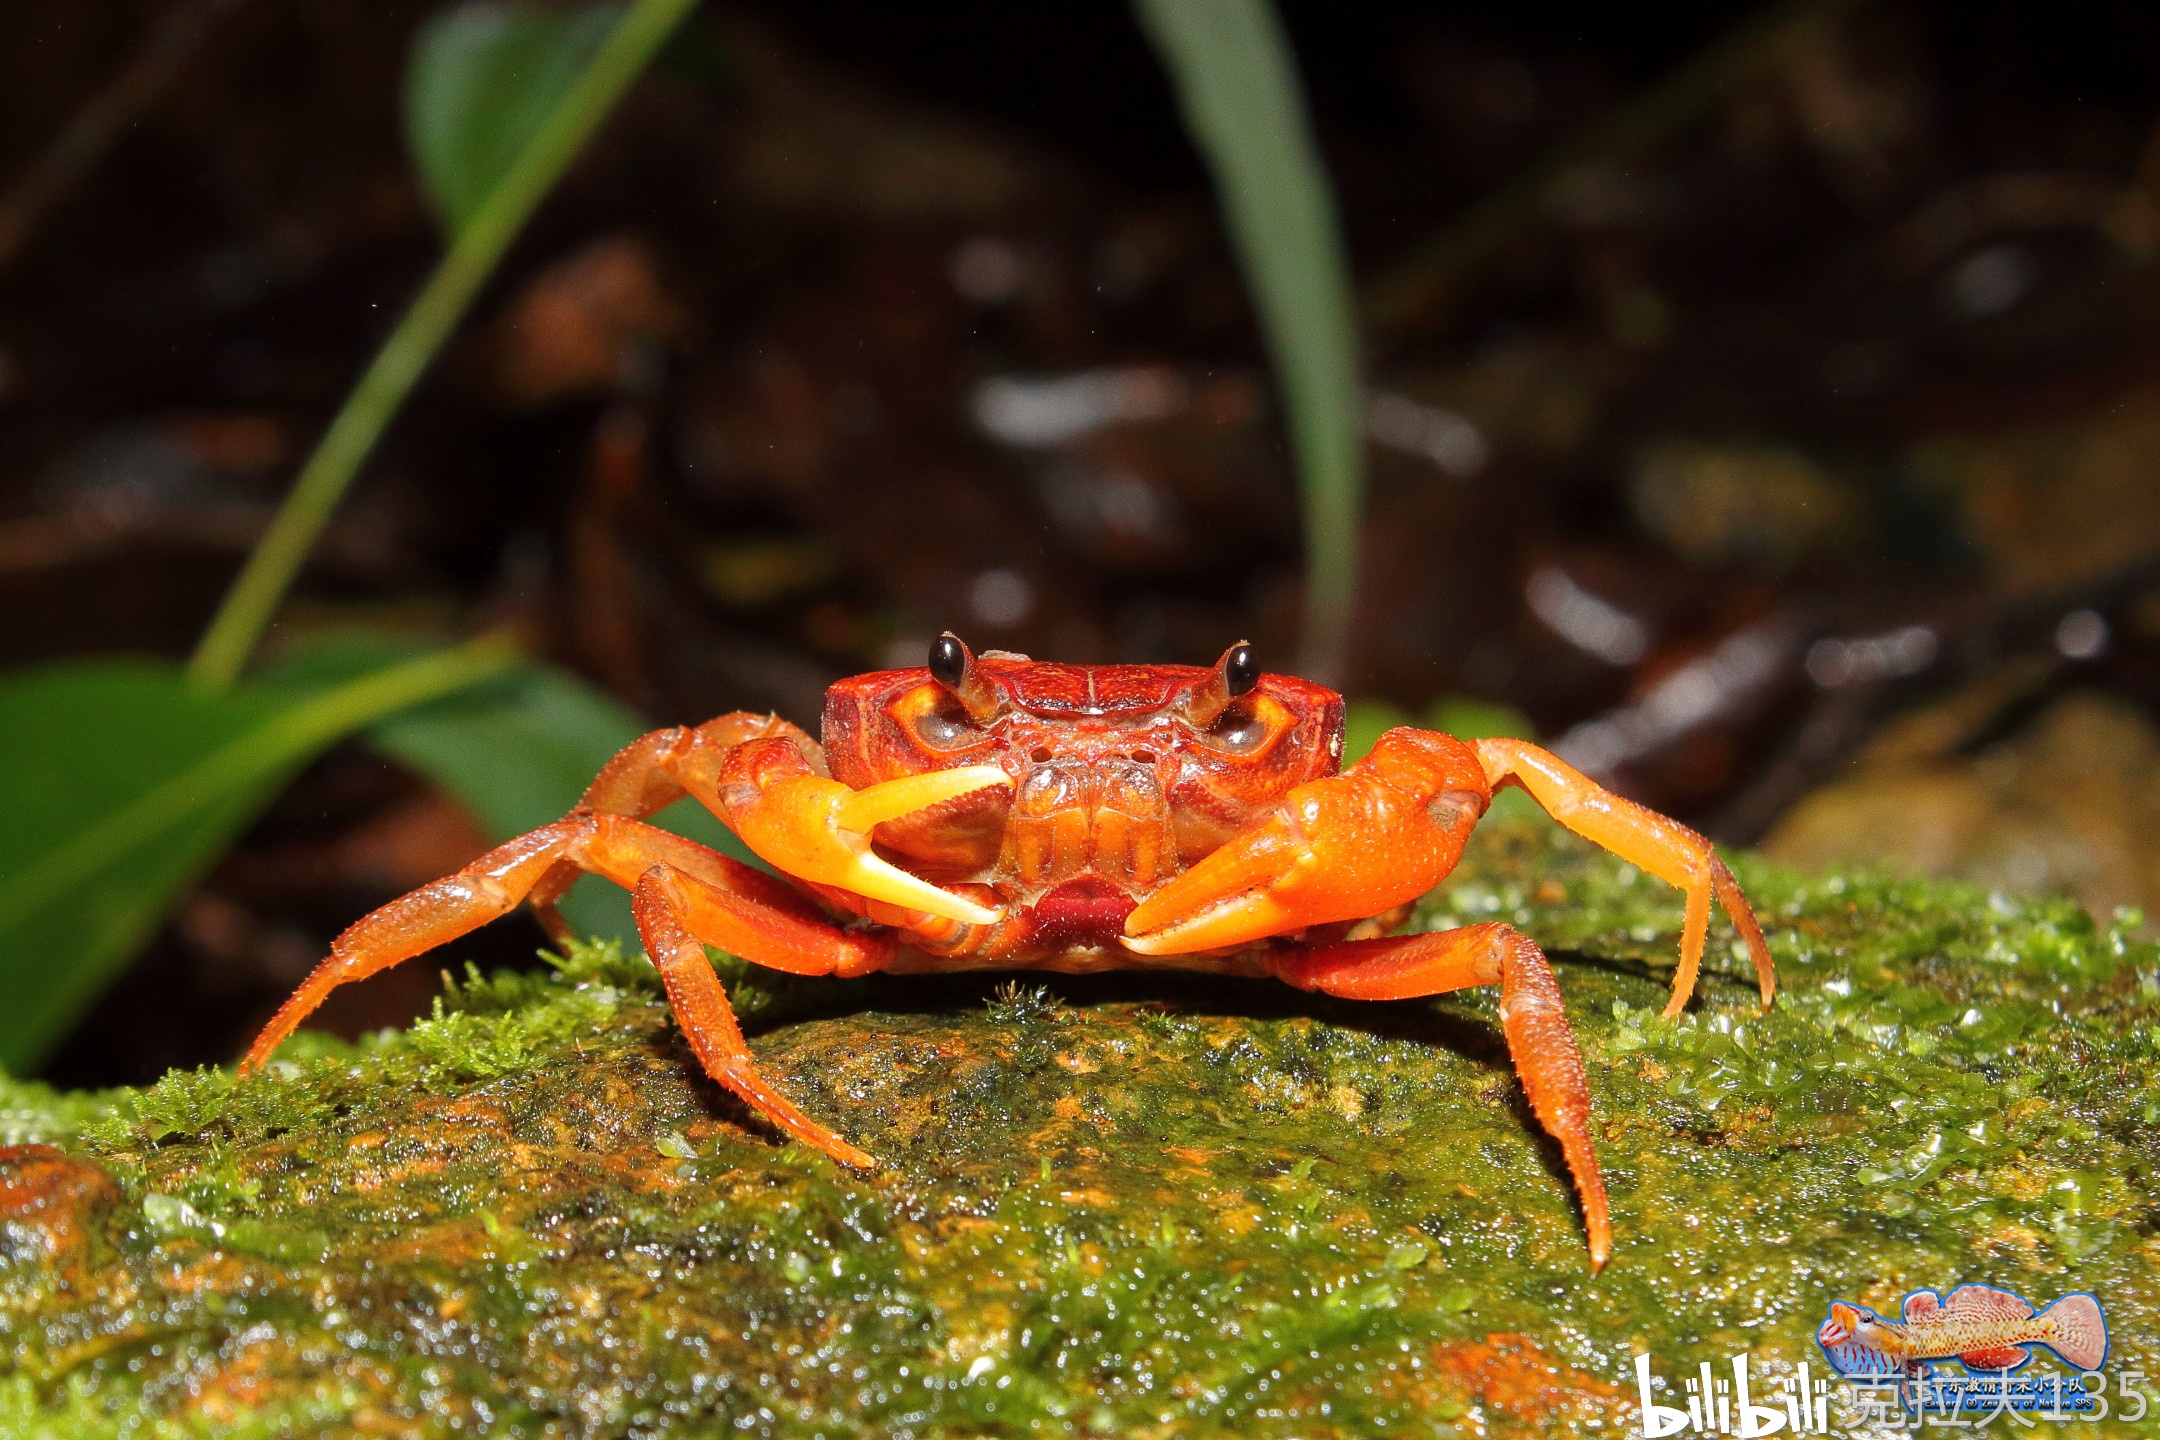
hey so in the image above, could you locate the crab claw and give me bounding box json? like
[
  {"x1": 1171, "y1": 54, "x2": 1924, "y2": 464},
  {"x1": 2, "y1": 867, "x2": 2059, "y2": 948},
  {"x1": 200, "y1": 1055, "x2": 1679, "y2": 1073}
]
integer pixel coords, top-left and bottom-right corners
[
  {"x1": 1125, "y1": 729, "x2": 1490, "y2": 954},
  {"x1": 718, "y1": 738, "x2": 1011, "y2": 925}
]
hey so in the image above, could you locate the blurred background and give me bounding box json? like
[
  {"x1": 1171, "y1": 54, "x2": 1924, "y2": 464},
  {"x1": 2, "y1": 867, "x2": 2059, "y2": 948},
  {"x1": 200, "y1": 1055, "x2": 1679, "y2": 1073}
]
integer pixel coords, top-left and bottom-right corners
[{"x1": 4, "y1": 0, "x2": 2159, "y2": 1087}]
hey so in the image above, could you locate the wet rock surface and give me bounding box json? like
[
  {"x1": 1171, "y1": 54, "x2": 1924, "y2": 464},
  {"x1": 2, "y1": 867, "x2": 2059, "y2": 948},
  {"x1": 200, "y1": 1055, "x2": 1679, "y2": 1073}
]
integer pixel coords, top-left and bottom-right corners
[{"x1": 3, "y1": 822, "x2": 2156, "y2": 1437}]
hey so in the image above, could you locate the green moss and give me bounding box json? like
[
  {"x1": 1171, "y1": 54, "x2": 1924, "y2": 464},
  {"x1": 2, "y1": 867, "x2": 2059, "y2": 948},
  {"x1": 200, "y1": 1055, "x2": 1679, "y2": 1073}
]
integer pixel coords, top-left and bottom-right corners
[{"x1": 4, "y1": 821, "x2": 2157, "y2": 1437}]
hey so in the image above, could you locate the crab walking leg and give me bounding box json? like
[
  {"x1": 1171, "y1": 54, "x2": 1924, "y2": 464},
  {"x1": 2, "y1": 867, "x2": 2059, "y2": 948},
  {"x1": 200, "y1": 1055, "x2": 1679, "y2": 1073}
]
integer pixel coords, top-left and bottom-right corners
[
  {"x1": 1273, "y1": 922, "x2": 1611, "y2": 1269},
  {"x1": 524, "y1": 713, "x2": 823, "y2": 942},
  {"x1": 632, "y1": 867, "x2": 879, "y2": 1169},
  {"x1": 1475, "y1": 738, "x2": 1774, "y2": 1017},
  {"x1": 578, "y1": 713, "x2": 824, "y2": 817},
  {"x1": 638, "y1": 862, "x2": 896, "y2": 979},
  {"x1": 528, "y1": 718, "x2": 1005, "y2": 936},
  {"x1": 238, "y1": 816, "x2": 833, "y2": 1072},
  {"x1": 240, "y1": 820, "x2": 591, "y2": 1072}
]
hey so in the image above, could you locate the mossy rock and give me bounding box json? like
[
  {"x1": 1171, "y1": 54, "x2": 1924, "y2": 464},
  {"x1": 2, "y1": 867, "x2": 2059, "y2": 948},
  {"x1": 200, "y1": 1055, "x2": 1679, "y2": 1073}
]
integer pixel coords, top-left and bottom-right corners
[{"x1": 3, "y1": 821, "x2": 2157, "y2": 1437}]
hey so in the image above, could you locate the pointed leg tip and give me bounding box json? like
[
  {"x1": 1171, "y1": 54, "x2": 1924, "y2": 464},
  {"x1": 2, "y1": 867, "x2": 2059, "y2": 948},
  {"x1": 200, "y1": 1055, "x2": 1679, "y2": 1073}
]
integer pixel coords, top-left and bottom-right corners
[
  {"x1": 815, "y1": 1138, "x2": 877, "y2": 1170},
  {"x1": 779, "y1": 1110, "x2": 879, "y2": 1170}
]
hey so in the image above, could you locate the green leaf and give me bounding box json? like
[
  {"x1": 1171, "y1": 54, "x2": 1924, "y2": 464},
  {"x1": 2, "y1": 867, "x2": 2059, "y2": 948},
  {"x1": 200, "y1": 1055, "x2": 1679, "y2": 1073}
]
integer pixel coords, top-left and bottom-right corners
[
  {"x1": 0, "y1": 639, "x2": 518, "y2": 1069},
  {"x1": 1132, "y1": 0, "x2": 1362, "y2": 682},
  {"x1": 373, "y1": 664, "x2": 645, "y2": 839},
  {"x1": 1343, "y1": 694, "x2": 1541, "y2": 820},
  {"x1": 265, "y1": 633, "x2": 758, "y2": 944},
  {"x1": 1341, "y1": 698, "x2": 1412, "y2": 765},
  {"x1": 1425, "y1": 695, "x2": 1536, "y2": 743},
  {"x1": 372, "y1": 664, "x2": 758, "y2": 942},
  {"x1": 1345, "y1": 695, "x2": 1538, "y2": 761},
  {"x1": 405, "y1": 2, "x2": 622, "y2": 237},
  {"x1": 256, "y1": 634, "x2": 641, "y2": 841}
]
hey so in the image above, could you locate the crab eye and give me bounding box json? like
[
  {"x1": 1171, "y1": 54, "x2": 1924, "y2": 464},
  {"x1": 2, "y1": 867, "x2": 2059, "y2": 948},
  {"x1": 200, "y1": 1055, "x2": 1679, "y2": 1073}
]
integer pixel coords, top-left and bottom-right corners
[
  {"x1": 929, "y1": 633, "x2": 969, "y2": 689},
  {"x1": 913, "y1": 710, "x2": 974, "y2": 749},
  {"x1": 1223, "y1": 642, "x2": 1259, "y2": 697},
  {"x1": 1207, "y1": 708, "x2": 1268, "y2": 752}
]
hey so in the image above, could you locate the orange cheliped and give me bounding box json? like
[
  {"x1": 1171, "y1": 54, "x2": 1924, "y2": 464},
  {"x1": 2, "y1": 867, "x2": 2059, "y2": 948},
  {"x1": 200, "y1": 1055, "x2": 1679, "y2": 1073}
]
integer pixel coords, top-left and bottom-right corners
[{"x1": 241, "y1": 635, "x2": 1778, "y2": 1271}]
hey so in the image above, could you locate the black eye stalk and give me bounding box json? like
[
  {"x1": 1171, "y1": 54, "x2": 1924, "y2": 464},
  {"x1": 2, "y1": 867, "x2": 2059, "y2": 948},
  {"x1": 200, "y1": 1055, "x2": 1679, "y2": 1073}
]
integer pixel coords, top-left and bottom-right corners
[
  {"x1": 1185, "y1": 639, "x2": 1259, "y2": 725},
  {"x1": 1223, "y1": 641, "x2": 1259, "y2": 698},
  {"x1": 928, "y1": 632, "x2": 1003, "y2": 723},
  {"x1": 929, "y1": 632, "x2": 970, "y2": 689}
]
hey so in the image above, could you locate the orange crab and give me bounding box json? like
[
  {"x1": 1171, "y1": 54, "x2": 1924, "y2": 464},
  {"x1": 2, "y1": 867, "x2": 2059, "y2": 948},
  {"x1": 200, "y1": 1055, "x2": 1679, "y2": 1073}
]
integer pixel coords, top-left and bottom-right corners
[{"x1": 242, "y1": 637, "x2": 1775, "y2": 1267}]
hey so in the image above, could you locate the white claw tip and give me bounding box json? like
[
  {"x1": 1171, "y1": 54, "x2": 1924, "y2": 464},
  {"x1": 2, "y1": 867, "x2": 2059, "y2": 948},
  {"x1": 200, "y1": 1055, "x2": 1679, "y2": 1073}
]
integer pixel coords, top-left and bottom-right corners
[{"x1": 834, "y1": 765, "x2": 1013, "y2": 834}]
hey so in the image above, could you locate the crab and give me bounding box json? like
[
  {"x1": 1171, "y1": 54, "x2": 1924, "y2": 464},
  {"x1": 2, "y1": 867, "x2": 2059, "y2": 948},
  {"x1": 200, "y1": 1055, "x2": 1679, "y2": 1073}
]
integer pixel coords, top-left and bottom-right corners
[{"x1": 242, "y1": 636, "x2": 1775, "y2": 1267}]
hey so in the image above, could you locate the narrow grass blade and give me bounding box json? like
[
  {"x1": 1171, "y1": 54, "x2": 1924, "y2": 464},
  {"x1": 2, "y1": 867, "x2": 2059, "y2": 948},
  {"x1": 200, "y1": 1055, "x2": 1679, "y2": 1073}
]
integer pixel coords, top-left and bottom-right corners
[
  {"x1": 1133, "y1": 0, "x2": 1363, "y2": 683},
  {"x1": 187, "y1": 0, "x2": 703, "y2": 691}
]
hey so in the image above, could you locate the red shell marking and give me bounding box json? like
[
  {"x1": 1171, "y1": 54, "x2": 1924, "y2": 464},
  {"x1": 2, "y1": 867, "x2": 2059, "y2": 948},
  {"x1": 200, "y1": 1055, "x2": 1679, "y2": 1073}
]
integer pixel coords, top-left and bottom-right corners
[{"x1": 820, "y1": 659, "x2": 1339, "y2": 891}]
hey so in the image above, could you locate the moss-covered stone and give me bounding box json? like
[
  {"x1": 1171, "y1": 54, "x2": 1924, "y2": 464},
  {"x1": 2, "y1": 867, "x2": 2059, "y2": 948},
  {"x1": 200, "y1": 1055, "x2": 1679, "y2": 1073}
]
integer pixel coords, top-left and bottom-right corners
[{"x1": 3, "y1": 821, "x2": 2157, "y2": 1437}]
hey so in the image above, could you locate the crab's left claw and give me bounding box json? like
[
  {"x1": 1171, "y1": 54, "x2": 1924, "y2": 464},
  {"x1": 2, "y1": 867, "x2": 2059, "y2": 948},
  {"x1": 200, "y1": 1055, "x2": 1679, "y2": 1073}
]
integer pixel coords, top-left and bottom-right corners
[
  {"x1": 1125, "y1": 729, "x2": 1490, "y2": 953},
  {"x1": 718, "y1": 738, "x2": 1011, "y2": 925}
]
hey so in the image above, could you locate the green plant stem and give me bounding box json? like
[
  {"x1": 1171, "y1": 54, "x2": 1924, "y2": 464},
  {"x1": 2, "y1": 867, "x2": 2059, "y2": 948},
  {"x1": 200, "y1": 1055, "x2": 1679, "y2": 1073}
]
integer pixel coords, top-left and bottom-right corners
[
  {"x1": 1133, "y1": 0, "x2": 1363, "y2": 686},
  {"x1": 0, "y1": 636, "x2": 519, "y2": 944},
  {"x1": 186, "y1": 0, "x2": 701, "y2": 692}
]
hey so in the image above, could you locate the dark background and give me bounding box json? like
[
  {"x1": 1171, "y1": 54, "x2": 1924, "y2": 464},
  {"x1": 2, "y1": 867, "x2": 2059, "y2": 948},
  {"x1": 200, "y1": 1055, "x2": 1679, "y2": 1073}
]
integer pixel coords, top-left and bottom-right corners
[{"x1": 7, "y1": 0, "x2": 2160, "y2": 1085}]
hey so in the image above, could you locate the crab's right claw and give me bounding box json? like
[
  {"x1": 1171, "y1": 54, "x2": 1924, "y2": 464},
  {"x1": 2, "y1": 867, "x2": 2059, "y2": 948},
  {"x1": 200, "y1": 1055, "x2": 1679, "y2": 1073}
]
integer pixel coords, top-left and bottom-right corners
[
  {"x1": 1125, "y1": 728, "x2": 1491, "y2": 954},
  {"x1": 718, "y1": 738, "x2": 1010, "y2": 925}
]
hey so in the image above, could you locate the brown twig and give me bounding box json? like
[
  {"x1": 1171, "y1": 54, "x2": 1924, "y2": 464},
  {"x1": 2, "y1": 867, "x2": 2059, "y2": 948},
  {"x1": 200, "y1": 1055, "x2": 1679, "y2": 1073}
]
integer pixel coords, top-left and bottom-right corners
[
  {"x1": 566, "y1": 405, "x2": 659, "y2": 707},
  {"x1": 1359, "y1": 0, "x2": 1868, "y2": 338},
  {"x1": 0, "y1": 0, "x2": 256, "y2": 277}
]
